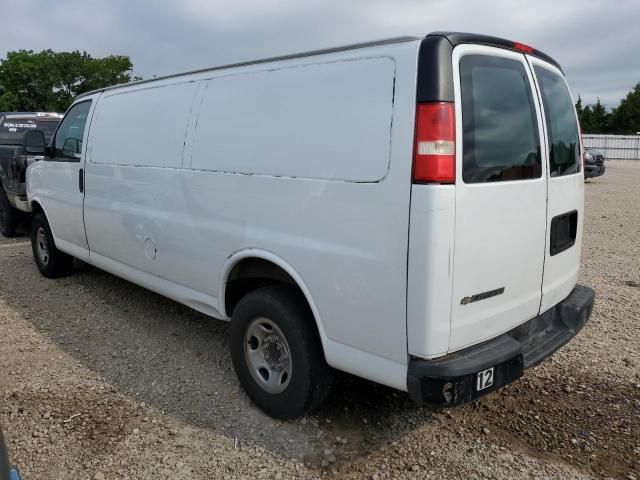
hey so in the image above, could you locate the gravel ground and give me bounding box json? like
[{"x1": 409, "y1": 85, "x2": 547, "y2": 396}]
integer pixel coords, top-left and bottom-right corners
[{"x1": 1, "y1": 161, "x2": 639, "y2": 480}]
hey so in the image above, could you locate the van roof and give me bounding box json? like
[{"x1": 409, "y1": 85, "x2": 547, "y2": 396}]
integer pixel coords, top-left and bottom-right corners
[
  {"x1": 75, "y1": 35, "x2": 421, "y2": 100},
  {"x1": 76, "y1": 32, "x2": 562, "y2": 101}
]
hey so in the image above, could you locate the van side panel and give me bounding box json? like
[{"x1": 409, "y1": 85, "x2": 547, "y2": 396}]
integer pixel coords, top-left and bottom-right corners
[
  {"x1": 190, "y1": 58, "x2": 395, "y2": 182},
  {"x1": 90, "y1": 82, "x2": 198, "y2": 168},
  {"x1": 82, "y1": 41, "x2": 421, "y2": 389},
  {"x1": 84, "y1": 82, "x2": 200, "y2": 279},
  {"x1": 407, "y1": 185, "x2": 455, "y2": 358}
]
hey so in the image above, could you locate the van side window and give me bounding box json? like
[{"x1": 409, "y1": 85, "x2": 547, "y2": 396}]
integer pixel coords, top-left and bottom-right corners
[
  {"x1": 53, "y1": 101, "x2": 92, "y2": 161},
  {"x1": 460, "y1": 55, "x2": 541, "y2": 183},
  {"x1": 533, "y1": 66, "x2": 581, "y2": 177}
]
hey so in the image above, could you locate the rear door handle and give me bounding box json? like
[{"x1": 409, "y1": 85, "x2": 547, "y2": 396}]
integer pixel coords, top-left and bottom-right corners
[
  {"x1": 550, "y1": 210, "x2": 577, "y2": 256},
  {"x1": 79, "y1": 168, "x2": 84, "y2": 193}
]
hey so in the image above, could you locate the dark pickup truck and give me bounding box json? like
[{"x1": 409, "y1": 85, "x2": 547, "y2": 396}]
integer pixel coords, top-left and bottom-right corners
[{"x1": 0, "y1": 112, "x2": 62, "y2": 236}]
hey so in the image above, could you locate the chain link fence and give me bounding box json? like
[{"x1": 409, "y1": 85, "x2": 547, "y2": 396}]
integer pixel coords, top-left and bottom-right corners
[{"x1": 582, "y1": 134, "x2": 640, "y2": 160}]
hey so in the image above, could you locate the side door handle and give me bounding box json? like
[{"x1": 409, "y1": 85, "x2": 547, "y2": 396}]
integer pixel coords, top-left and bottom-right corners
[{"x1": 79, "y1": 168, "x2": 84, "y2": 193}]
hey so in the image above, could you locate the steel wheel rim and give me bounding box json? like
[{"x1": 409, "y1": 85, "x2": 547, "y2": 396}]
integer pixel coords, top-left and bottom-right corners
[
  {"x1": 36, "y1": 226, "x2": 50, "y2": 265},
  {"x1": 244, "y1": 317, "x2": 292, "y2": 394}
]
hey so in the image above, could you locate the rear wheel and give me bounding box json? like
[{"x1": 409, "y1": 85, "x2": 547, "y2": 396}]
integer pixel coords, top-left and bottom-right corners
[
  {"x1": 30, "y1": 213, "x2": 74, "y2": 278},
  {"x1": 0, "y1": 188, "x2": 20, "y2": 237},
  {"x1": 229, "y1": 284, "x2": 331, "y2": 419}
]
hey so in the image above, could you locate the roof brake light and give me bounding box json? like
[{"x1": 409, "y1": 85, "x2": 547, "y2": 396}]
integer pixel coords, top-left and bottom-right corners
[{"x1": 513, "y1": 42, "x2": 535, "y2": 54}]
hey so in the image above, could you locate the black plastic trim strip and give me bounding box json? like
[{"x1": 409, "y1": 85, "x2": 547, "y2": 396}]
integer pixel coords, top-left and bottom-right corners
[{"x1": 416, "y1": 35, "x2": 455, "y2": 103}]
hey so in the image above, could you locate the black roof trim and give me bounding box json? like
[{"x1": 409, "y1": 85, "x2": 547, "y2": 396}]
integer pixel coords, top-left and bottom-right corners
[
  {"x1": 76, "y1": 36, "x2": 421, "y2": 100},
  {"x1": 416, "y1": 36, "x2": 455, "y2": 103},
  {"x1": 417, "y1": 31, "x2": 563, "y2": 103},
  {"x1": 430, "y1": 31, "x2": 563, "y2": 72}
]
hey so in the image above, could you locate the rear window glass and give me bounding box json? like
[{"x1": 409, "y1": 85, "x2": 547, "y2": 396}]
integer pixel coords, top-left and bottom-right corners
[
  {"x1": 0, "y1": 117, "x2": 37, "y2": 145},
  {"x1": 534, "y1": 66, "x2": 581, "y2": 177},
  {"x1": 460, "y1": 55, "x2": 541, "y2": 183}
]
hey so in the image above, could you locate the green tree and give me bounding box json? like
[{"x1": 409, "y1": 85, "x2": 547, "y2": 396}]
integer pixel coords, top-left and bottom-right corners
[
  {"x1": 578, "y1": 103, "x2": 595, "y2": 133},
  {"x1": 53, "y1": 51, "x2": 90, "y2": 108},
  {"x1": 590, "y1": 98, "x2": 610, "y2": 133},
  {"x1": 0, "y1": 50, "x2": 59, "y2": 111},
  {"x1": 575, "y1": 95, "x2": 583, "y2": 118},
  {"x1": 575, "y1": 97, "x2": 612, "y2": 134},
  {"x1": 0, "y1": 49, "x2": 140, "y2": 112},
  {"x1": 609, "y1": 82, "x2": 640, "y2": 134},
  {"x1": 576, "y1": 96, "x2": 590, "y2": 133}
]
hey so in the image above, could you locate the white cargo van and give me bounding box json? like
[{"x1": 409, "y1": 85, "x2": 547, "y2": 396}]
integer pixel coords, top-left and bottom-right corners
[{"x1": 26, "y1": 32, "x2": 594, "y2": 418}]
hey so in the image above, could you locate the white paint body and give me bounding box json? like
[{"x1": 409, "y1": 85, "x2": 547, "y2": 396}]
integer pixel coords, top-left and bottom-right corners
[{"x1": 27, "y1": 38, "x2": 584, "y2": 392}]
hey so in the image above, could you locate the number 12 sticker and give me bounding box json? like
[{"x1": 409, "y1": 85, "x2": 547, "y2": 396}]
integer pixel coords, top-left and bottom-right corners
[{"x1": 477, "y1": 367, "x2": 494, "y2": 391}]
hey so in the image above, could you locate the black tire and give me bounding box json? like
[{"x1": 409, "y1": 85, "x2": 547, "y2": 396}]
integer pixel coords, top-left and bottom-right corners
[
  {"x1": 30, "y1": 213, "x2": 74, "y2": 278},
  {"x1": 0, "y1": 188, "x2": 20, "y2": 238},
  {"x1": 229, "y1": 284, "x2": 332, "y2": 419}
]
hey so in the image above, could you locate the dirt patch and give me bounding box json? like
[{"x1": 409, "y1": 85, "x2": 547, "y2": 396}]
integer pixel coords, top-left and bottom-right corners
[
  {"x1": 3, "y1": 387, "x2": 138, "y2": 460},
  {"x1": 461, "y1": 370, "x2": 640, "y2": 478}
]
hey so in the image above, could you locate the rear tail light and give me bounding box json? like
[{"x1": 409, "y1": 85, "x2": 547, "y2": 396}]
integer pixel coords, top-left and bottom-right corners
[{"x1": 413, "y1": 102, "x2": 455, "y2": 184}]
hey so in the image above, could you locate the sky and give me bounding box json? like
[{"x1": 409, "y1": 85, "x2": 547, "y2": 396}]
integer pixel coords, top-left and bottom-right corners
[{"x1": 2, "y1": 0, "x2": 639, "y2": 109}]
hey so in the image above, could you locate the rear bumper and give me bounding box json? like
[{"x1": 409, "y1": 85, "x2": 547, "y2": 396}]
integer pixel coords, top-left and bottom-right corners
[{"x1": 407, "y1": 285, "x2": 595, "y2": 405}]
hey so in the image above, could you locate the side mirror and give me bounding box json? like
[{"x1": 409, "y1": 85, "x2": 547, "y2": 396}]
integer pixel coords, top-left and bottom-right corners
[
  {"x1": 62, "y1": 138, "x2": 82, "y2": 159},
  {"x1": 23, "y1": 130, "x2": 46, "y2": 155},
  {"x1": 44, "y1": 145, "x2": 54, "y2": 158}
]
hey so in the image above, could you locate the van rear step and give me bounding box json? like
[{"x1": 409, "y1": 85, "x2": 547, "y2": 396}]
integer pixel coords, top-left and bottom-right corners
[{"x1": 407, "y1": 285, "x2": 594, "y2": 405}]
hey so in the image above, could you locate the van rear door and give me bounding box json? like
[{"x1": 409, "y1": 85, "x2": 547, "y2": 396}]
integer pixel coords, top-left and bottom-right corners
[
  {"x1": 449, "y1": 45, "x2": 548, "y2": 352},
  {"x1": 527, "y1": 57, "x2": 584, "y2": 313}
]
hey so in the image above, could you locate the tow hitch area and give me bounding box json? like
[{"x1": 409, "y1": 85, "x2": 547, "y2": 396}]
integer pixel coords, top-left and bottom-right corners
[{"x1": 407, "y1": 285, "x2": 594, "y2": 405}]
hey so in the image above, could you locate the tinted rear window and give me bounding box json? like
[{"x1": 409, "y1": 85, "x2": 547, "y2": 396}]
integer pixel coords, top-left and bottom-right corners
[
  {"x1": 460, "y1": 55, "x2": 541, "y2": 183},
  {"x1": 534, "y1": 66, "x2": 581, "y2": 177},
  {"x1": 0, "y1": 117, "x2": 37, "y2": 145}
]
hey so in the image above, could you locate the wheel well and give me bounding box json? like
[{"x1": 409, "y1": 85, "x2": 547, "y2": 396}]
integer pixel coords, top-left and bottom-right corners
[
  {"x1": 224, "y1": 258, "x2": 299, "y2": 317},
  {"x1": 31, "y1": 201, "x2": 44, "y2": 215}
]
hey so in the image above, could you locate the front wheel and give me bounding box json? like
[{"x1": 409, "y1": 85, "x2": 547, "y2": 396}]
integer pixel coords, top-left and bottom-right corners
[
  {"x1": 229, "y1": 285, "x2": 332, "y2": 419},
  {"x1": 0, "y1": 188, "x2": 20, "y2": 237},
  {"x1": 30, "y1": 213, "x2": 74, "y2": 278}
]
